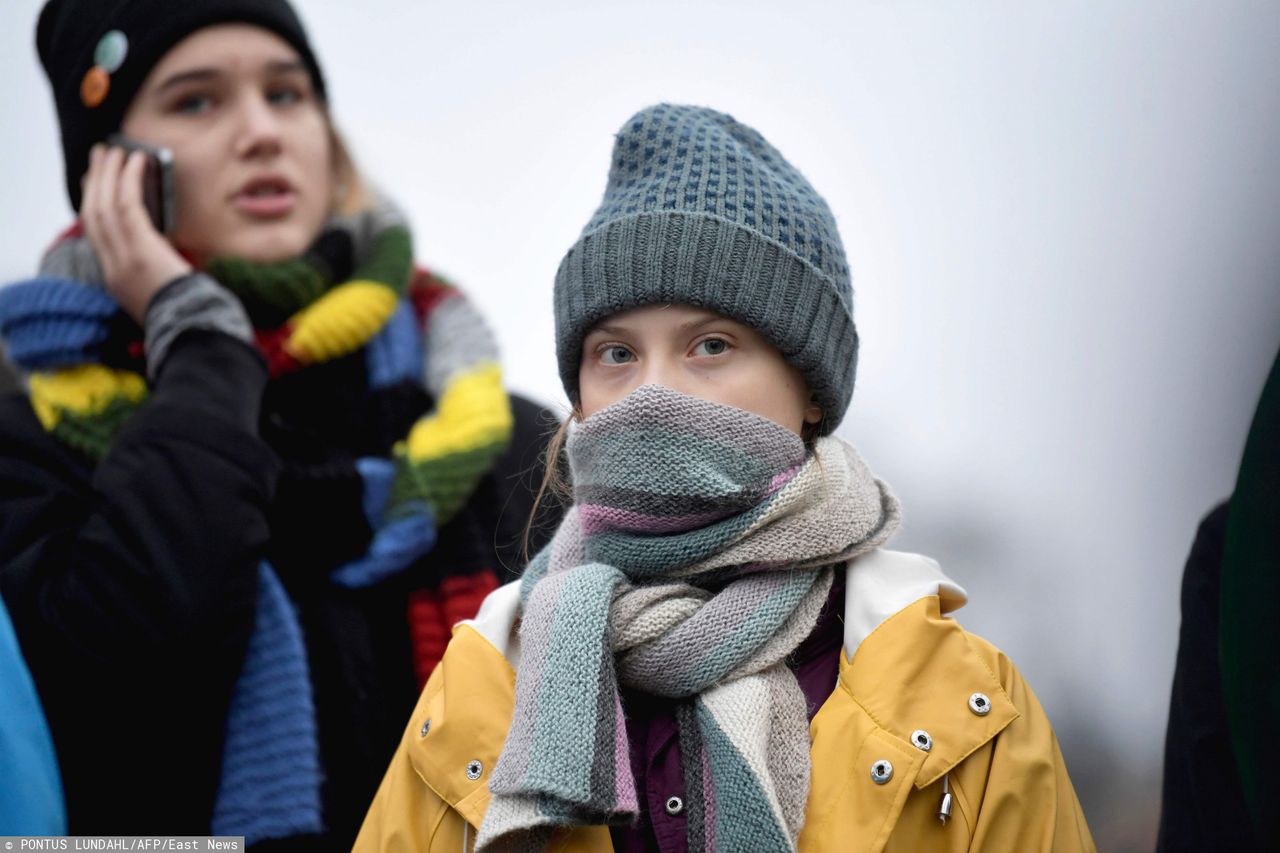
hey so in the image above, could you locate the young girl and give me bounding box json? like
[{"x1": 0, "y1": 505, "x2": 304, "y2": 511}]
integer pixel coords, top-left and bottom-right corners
[
  {"x1": 0, "y1": 0, "x2": 555, "y2": 845},
  {"x1": 356, "y1": 103, "x2": 1095, "y2": 852}
]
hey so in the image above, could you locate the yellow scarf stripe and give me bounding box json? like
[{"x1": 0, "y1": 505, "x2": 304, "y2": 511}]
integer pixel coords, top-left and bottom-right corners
[
  {"x1": 29, "y1": 365, "x2": 148, "y2": 430},
  {"x1": 403, "y1": 362, "x2": 513, "y2": 462},
  {"x1": 283, "y1": 280, "x2": 400, "y2": 365}
]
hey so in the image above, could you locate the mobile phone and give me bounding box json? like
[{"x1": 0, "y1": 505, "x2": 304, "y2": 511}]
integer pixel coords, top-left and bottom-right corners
[{"x1": 106, "y1": 134, "x2": 177, "y2": 235}]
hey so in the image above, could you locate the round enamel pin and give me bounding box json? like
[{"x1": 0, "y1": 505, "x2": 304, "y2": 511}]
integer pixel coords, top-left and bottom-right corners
[
  {"x1": 80, "y1": 66, "x2": 110, "y2": 108},
  {"x1": 94, "y1": 30, "x2": 129, "y2": 73}
]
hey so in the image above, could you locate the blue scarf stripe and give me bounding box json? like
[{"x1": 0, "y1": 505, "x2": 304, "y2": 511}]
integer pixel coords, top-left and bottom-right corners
[
  {"x1": 211, "y1": 563, "x2": 323, "y2": 844},
  {"x1": 0, "y1": 280, "x2": 117, "y2": 368},
  {"x1": 331, "y1": 510, "x2": 436, "y2": 589},
  {"x1": 365, "y1": 301, "x2": 423, "y2": 390},
  {"x1": 330, "y1": 458, "x2": 436, "y2": 589}
]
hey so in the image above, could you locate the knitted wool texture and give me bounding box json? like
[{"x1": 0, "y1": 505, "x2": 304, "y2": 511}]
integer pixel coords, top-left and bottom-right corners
[
  {"x1": 555, "y1": 104, "x2": 858, "y2": 434},
  {"x1": 211, "y1": 562, "x2": 323, "y2": 840},
  {"x1": 0, "y1": 200, "x2": 514, "y2": 843},
  {"x1": 478, "y1": 385, "x2": 901, "y2": 853}
]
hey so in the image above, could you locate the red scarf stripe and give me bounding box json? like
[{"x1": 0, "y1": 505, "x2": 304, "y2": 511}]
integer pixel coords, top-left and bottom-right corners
[
  {"x1": 406, "y1": 569, "x2": 499, "y2": 688},
  {"x1": 407, "y1": 269, "x2": 458, "y2": 325},
  {"x1": 254, "y1": 325, "x2": 305, "y2": 377}
]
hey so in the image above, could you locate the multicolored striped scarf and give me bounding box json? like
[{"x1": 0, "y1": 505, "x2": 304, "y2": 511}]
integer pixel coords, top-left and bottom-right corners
[
  {"x1": 0, "y1": 200, "x2": 513, "y2": 844},
  {"x1": 478, "y1": 384, "x2": 900, "y2": 853},
  {"x1": 2, "y1": 200, "x2": 512, "y2": 543}
]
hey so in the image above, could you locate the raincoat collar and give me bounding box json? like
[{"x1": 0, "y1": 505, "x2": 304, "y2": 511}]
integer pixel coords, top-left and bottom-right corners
[{"x1": 419, "y1": 549, "x2": 1018, "y2": 835}]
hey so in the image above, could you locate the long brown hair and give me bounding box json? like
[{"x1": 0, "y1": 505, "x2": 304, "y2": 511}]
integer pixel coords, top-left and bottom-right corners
[
  {"x1": 520, "y1": 406, "x2": 578, "y2": 563},
  {"x1": 328, "y1": 121, "x2": 372, "y2": 216}
]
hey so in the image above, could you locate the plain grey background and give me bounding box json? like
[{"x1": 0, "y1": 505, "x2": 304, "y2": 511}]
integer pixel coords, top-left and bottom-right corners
[{"x1": 3, "y1": 1, "x2": 1279, "y2": 848}]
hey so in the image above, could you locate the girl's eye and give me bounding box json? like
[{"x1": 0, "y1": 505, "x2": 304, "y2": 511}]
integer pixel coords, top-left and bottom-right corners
[
  {"x1": 692, "y1": 338, "x2": 730, "y2": 357},
  {"x1": 267, "y1": 86, "x2": 303, "y2": 107},
  {"x1": 600, "y1": 345, "x2": 635, "y2": 365},
  {"x1": 173, "y1": 94, "x2": 214, "y2": 115}
]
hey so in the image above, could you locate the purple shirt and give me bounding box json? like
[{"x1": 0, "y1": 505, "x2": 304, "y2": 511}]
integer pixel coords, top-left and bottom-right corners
[{"x1": 610, "y1": 570, "x2": 847, "y2": 852}]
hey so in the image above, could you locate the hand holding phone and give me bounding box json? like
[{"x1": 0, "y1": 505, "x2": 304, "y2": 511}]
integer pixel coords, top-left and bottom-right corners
[
  {"x1": 106, "y1": 134, "x2": 177, "y2": 235},
  {"x1": 80, "y1": 141, "x2": 192, "y2": 324}
]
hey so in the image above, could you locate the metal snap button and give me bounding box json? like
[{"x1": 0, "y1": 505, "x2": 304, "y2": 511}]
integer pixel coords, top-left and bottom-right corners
[
  {"x1": 911, "y1": 729, "x2": 933, "y2": 752},
  {"x1": 870, "y1": 759, "x2": 894, "y2": 784},
  {"x1": 968, "y1": 692, "x2": 992, "y2": 716},
  {"x1": 419, "y1": 719, "x2": 431, "y2": 737},
  {"x1": 664, "y1": 796, "x2": 684, "y2": 816},
  {"x1": 466, "y1": 759, "x2": 483, "y2": 780}
]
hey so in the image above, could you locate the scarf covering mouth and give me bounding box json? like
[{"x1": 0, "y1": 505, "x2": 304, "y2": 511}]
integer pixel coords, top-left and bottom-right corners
[
  {"x1": 0, "y1": 198, "x2": 513, "y2": 844},
  {"x1": 478, "y1": 384, "x2": 901, "y2": 853}
]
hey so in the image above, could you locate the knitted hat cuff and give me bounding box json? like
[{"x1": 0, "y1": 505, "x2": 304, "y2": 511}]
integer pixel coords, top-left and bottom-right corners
[{"x1": 554, "y1": 211, "x2": 858, "y2": 434}]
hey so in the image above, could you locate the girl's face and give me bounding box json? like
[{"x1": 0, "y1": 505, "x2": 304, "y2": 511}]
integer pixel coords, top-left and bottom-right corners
[
  {"x1": 579, "y1": 303, "x2": 823, "y2": 434},
  {"x1": 120, "y1": 24, "x2": 333, "y2": 265}
]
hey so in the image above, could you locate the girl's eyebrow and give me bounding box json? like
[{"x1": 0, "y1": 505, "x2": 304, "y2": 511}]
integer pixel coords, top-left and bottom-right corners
[
  {"x1": 154, "y1": 59, "x2": 307, "y2": 94},
  {"x1": 676, "y1": 314, "x2": 727, "y2": 332},
  {"x1": 587, "y1": 312, "x2": 727, "y2": 338},
  {"x1": 263, "y1": 60, "x2": 309, "y2": 77},
  {"x1": 154, "y1": 68, "x2": 221, "y2": 93}
]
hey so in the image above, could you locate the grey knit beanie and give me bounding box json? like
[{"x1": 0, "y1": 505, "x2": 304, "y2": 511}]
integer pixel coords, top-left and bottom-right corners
[{"x1": 554, "y1": 103, "x2": 858, "y2": 433}]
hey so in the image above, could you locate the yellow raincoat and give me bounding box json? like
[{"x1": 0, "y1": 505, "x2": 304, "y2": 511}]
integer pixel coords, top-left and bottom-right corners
[{"x1": 355, "y1": 550, "x2": 1096, "y2": 852}]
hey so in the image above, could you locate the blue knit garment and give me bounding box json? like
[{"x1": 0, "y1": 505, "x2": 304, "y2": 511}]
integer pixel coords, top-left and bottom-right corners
[
  {"x1": 330, "y1": 458, "x2": 436, "y2": 589},
  {"x1": 0, "y1": 279, "x2": 116, "y2": 368},
  {"x1": 364, "y1": 301, "x2": 423, "y2": 390},
  {"x1": 211, "y1": 565, "x2": 323, "y2": 844}
]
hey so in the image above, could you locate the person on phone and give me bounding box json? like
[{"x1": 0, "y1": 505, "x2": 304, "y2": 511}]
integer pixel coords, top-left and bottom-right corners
[{"x1": 0, "y1": 0, "x2": 558, "y2": 846}]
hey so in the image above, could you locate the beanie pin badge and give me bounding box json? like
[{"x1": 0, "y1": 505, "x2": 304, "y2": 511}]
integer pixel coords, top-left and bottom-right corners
[
  {"x1": 80, "y1": 67, "x2": 109, "y2": 108},
  {"x1": 80, "y1": 30, "x2": 128, "y2": 109},
  {"x1": 95, "y1": 31, "x2": 129, "y2": 73}
]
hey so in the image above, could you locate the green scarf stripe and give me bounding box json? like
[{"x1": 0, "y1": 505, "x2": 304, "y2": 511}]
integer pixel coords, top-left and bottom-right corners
[
  {"x1": 572, "y1": 428, "x2": 790, "y2": 497},
  {"x1": 352, "y1": 225, "x2": 413, "y2": 294},
  {"x1": 698, "y1": 705, "x2": 793, "y2": 851},
  {"x1": 525, "y1": 564, "x2": 622, "y2": 796},
  {"x1": 48, "y1": 396, "x2": 147, "y2": 462},
  {"x1": 583, "y1": 498, "x2": 775, "y2": 576},
  {"x1": 206, "y1": 255, "x2": 329, "y2": 327},
  {"x1": 390, "y1": 441, "x2": 509, "y2": 525},
  {"x1": 204, "y1": 223, "x2": 412, "y2": 328}
]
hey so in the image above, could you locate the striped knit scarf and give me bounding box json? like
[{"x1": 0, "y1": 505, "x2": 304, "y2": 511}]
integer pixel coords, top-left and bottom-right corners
[
  {"x1": 478, "y1": 384, "x2": 900, "y2": 853},
  {"x1": 0, "y1": 200, "x2": 513, "y2": 844}
]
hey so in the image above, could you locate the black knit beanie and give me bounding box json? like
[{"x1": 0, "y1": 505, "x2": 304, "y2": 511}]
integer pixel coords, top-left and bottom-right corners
[{"x1": 36, "y1": 0, "x2": 328, "y2": 212}]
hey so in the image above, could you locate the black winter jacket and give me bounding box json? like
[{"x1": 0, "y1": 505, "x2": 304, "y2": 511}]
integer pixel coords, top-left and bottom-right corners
[{"x1": 0, "y1": 329, "x2": 559, "y2": 848}]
